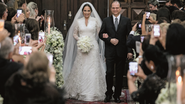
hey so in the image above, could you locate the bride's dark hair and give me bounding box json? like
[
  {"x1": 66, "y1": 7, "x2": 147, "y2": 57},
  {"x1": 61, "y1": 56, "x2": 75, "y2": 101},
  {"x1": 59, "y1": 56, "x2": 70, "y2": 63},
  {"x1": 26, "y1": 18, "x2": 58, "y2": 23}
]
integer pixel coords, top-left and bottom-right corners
[{"x1": 82, "y1": 4, "x2": 92, "y2": 12}]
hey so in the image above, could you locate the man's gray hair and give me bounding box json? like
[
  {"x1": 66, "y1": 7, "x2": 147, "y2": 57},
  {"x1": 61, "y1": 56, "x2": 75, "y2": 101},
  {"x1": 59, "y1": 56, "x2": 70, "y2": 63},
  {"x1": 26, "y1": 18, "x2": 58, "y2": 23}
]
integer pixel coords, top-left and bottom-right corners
[{"x1": 0, "y1": 37, "x2": 14, "y2": 59}]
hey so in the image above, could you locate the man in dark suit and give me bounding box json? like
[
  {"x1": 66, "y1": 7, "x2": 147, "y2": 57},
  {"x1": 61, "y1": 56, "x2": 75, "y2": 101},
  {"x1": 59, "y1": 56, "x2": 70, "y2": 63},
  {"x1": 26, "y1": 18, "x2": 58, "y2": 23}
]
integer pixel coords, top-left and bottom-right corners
[
  {"x1": 99, "y1": 1, "x2": 132, "y2": 103},
  {"x1": 0, "y1": 37, "x2": 23, "y2": 98}
]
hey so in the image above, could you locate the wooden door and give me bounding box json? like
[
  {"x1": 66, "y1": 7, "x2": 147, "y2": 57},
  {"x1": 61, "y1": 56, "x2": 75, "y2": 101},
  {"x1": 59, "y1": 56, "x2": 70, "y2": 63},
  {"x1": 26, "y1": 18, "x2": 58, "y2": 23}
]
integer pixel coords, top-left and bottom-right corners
[
  {"x1": 65, "y1": 0, "x2": 107, "y2": 38},
  {"x1": 109, "y1": 0, "x2": 149, "y2": 25},
  {"x1": 27, "y1": 0, "x2": 107, "y2": 38}
]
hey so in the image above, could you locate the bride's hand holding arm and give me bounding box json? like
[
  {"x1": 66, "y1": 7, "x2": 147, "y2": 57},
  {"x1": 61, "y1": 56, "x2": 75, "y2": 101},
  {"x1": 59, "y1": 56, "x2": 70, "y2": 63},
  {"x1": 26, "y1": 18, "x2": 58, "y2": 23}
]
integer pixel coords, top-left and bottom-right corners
[
  {"x1": 73, "y1": 25, "x2": 79, "y2": 41},
  {"x1": 99, "y1": 19, "x2": 112, "y2": 44}
]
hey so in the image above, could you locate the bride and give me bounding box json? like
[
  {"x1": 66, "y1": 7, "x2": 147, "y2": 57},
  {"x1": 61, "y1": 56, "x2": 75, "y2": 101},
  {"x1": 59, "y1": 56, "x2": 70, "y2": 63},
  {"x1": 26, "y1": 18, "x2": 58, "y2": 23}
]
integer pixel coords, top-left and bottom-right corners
[{"x1": 63, "y1": 2, "x2": 106, "y2": 101}]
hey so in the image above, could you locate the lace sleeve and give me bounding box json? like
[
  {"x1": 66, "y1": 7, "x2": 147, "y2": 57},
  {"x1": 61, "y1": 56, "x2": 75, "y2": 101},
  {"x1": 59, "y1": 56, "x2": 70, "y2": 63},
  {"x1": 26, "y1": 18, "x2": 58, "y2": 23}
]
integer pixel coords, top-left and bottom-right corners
[
  {"x1": 96, "y1": 20, "x2": 101, "y2": 34},
  {"x1": 73, "y1": 24, "x2": 79, "y2": 41}
]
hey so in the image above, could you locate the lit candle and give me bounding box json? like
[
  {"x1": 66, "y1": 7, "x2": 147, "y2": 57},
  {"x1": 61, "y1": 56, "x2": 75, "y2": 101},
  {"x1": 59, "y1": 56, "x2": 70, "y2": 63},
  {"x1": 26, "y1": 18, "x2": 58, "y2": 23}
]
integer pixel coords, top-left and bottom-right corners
[
  {"x1": 18, "y1": 31, "x2": 21, "y2": 45},
  {"x1": 182, "y1": 74, "x2": 185, "y2": 104},
  {"x1": 48, "y1": 17, "x2": 51, "y2": 34},
  {"x1": 176, "y1": 70, "x2": 183, "y2": 104}
]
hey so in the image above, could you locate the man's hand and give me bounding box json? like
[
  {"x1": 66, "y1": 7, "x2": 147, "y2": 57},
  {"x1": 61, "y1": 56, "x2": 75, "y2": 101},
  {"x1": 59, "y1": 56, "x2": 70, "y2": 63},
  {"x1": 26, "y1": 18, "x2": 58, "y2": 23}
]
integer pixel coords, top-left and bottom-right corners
[
  {"x1": 11, "y1": 15, "x2": 17, "y2": 24},
  {"x1": 0, "y1": 29, "x2": 10, "y2": 42},
  {"x1": 16, "y1": 13, "x2": 25, "y2": 23},
  {"x1": 103, "y1": 33, "x2": 108, "y2": 38},
  {"x1": 36, "y1": 16, "x2": 42, "y2": 21},
  {"x1": 110, "y1": 38, "x2": 119, "y2": 45},
  {"x1": 127, "y1": 53, "x2": 133, "y2": 60},
  {"x1": 29, "y1": 40, "x2": 38, "y2": 47}
]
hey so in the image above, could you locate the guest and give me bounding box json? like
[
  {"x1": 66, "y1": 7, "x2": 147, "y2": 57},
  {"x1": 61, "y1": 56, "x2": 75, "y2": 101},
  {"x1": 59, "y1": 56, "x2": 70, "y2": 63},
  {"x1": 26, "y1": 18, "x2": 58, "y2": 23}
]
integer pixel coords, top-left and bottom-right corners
[
  {"x1": 147, "y1": 0, "x2": 159, "y2": 13},
  {"x1": 128, "y1": 45, "x2": 168, "y2": 104},
  {"x1": 39, "y1": 9, "x2": 45, "y2": 31},
  {"x1": 25, "y1": 18, "x2": 45, "y2": 51},
  {"x1": 6, "y1": 7, "x2": 16, "y2": 22},
  {"x1": 171, "y1": 0, "x2": 184, "y2": 11},
  {"x1": 171, "y1": 10, "x2": 185, "y2": 21},
  {"x1": 25, "y1": 18, "x2": 39, "y2": 40},
  {"x1": 0, "y1": 3, "x2": 8, "y2": 20},
  {"x1": 157, "y1": 7, "x2": 171, "y2": 21},
  {"x1": 0, "y1": 37, "x2": 23, "y2": 98},
  {"x1": 27, "y1": 2, "x2": 40, "y2": 21},
  {"x1": 0, "y1": 29, "x2": 10, "y2": 42},
  {"x1": 25, "y1": 6, "x2": 30, "y2": 19},
  {"x1": 171, "y1": 18, "x2": 182, "y2": 24},
  {"x1": 4, "y1": 52, "x2": 65, "y2": 104},
  {"x1": 165, "y1": 23, "x2": 185, "y2": 55},
  {"x1": 165, "y1": 0, "x2": 172, "y2": 7},
  {"x1": 17, "y1": 0, "x2": 27, "y2": 12},
  {"x1": 157, "y1": 17, "x2": 170, "y2": 24}
]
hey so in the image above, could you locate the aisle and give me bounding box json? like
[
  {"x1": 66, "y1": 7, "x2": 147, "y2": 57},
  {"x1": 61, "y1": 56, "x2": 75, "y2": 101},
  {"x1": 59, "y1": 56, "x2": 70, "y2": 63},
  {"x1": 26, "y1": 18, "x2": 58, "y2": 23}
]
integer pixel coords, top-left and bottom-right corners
[{"x1": 66, "y1": 89, "x2": 136, "y2": 104}]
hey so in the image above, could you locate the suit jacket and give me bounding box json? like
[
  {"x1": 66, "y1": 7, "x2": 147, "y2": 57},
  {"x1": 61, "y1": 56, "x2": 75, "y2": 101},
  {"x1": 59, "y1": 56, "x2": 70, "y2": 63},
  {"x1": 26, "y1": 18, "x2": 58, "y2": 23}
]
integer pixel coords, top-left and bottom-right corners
[
  {"x1": 0, "y1": 57, "x2": 23, "y2": 98},
  {"x1": 99, "y1": 15, "x2": 132, "y2": 57}
]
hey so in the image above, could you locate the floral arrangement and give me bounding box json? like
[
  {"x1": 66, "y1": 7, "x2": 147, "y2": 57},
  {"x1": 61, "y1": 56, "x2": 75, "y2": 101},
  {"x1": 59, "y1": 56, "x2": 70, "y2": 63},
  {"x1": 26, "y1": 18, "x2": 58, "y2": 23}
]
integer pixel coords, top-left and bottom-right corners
[
  {"x1": 156, "y1": 82, "x2": 177, "y2": 104},
  {"x1": 77, "y1": 36, "x2": 93, "y2": 53},
  {"x1": 44, "y1": 27, "x2": 65, "y2": 87},
  {"x1": 0, "y1": 95, "x2": 3, "y2": 104}
]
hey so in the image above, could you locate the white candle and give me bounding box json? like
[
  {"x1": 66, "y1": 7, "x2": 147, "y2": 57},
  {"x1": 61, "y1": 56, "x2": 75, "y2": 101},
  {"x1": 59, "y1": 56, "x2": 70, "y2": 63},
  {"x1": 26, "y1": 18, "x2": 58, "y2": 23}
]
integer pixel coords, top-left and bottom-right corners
[
  {"x1": 177, "y1": 76, "x2": 183, "y2": 104},
  {"x1": 48, "y1": 17, "x2": 51, "y2": 34}
]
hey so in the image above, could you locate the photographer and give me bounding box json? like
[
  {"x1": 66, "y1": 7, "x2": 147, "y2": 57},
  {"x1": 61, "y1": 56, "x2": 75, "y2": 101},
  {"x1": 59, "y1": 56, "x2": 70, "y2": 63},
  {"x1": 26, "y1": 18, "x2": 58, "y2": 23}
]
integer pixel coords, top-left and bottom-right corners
[{"x1": 128, "y1": 45, "x2": 168, "y2": 104}]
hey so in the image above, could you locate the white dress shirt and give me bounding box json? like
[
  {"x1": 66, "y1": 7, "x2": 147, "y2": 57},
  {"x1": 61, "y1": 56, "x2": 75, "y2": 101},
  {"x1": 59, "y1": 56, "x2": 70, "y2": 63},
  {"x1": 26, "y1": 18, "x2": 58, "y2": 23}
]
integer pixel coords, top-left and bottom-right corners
[{"x1": 113, "y1": 14, "x2": 121, "y2": 24}]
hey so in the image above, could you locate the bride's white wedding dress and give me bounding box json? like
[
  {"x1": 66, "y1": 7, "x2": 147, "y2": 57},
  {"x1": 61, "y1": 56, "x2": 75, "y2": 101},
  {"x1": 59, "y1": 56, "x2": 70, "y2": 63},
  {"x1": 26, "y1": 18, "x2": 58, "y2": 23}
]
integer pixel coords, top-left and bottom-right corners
[{"x1": 64, "y1": 17, "x2": 106, "y2": 101}]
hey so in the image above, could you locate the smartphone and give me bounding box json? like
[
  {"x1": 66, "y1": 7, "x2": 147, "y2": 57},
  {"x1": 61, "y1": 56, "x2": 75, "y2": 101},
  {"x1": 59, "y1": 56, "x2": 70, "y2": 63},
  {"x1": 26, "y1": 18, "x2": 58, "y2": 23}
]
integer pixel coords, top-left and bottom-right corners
[
  {"x1": 19, "y1": 46, "x2": 32, "y2": 55},
  {"x1": 25, "y1": 33, "x2": 31, "y2": 45},
  {"x1": 17, "y1": 9, "x2": 22, "y2": 17},
  {"x1": 153, "y1": 25, "x2": 160, "y2": 37},
  {"x1": 46, "y1": 53, "x2": 53, "y2": 67},
  {"x1": 139, "y1": 24, "x2": 141, "y2": 28},
  {"x1": 129, "y1": 62, "x2": 138, "y2": 76},
  {"x1": 140, "y1": 35, "x2": 145, "y2": 43},
  {"x1": 0, "y1": 19, "x2": 4, "y2": 31},
  {"x1": 135, "y1": 41, "x2": 141, "y2": 53},
  {"x1": 146, "y1": 12, "x2": 150, "y2": 19},
  {"x1": 38, "y1": 32, "x2": 45, "y2": 43},
  {"x1": 13, "y1": 35, "x2": 19, "y2": 45}
]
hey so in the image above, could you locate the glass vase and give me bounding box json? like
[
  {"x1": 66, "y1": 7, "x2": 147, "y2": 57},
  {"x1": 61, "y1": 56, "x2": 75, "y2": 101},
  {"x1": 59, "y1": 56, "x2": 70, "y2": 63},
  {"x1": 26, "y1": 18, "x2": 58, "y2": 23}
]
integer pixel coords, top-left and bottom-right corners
[{"x1": 44, "y1": 10, "x2": 55, "y2": 34}]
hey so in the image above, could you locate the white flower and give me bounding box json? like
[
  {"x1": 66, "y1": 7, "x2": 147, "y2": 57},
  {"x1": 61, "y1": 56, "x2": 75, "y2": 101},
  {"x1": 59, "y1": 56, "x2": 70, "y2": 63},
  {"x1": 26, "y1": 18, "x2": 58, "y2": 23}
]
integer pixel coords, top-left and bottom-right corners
[
  {"x1": 44, "y1": 27, "x2": 64, "y2": 87},
  {"x1": 77, "y1": 36, "x2": 94, "y2": 53}
]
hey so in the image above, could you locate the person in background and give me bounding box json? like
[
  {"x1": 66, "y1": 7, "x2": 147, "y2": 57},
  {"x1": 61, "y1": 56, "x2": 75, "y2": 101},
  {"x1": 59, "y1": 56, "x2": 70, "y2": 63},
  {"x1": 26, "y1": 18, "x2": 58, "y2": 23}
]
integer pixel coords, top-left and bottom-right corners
[
  {"x1": 165, "y1": 0, "x2": 172, "y2": 7},
  {"x1": 147, "y1": 0, "x2": 159, "y2": 13},
  {"x1": 6, "y1": 7, "x2": 16, "y2": 21},
  {"x1": 0, "y1": 3, "x2": 8, "y2": 20},
  {"x1": 157, "y1": 7, "x2": 171, "y2": 22},
  {"x1": 171, "y1": 10, "x2": 185, "y2": 21},
  {"x1": 0, "y1": 37, "x2": 23, "y2": 99},
  {"x1": 4, "y1": 51, "x2": 65, "y2": 104},
  {"x1": 25, "y1": 18, "x2": 45, "y2": 51},
  {"x1": 39, "y1": 9, "x2": 45, "y2": 31},
  {"x1": 171, "y1": 0, "x2": 184, "y2": 11},
  {"x1": 17, "y1": 0, "x2": 27, "y2": 12},
  {"x1": 128, "y1": 45, "x2": 168, "y2": 104},
  {"x1": 27, "y1": 2, "x2": 40, "y2": 21},
  {"x1": 0, "y1": 29, "x2": 10, "y2": 42}
]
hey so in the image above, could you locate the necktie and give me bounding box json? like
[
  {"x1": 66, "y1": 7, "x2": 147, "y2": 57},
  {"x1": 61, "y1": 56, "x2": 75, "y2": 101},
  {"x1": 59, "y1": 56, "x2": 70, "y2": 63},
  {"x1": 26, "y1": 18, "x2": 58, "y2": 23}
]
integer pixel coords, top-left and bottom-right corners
[{"x1": 115, "y1": 17, "x2": 118, "y2": 31}]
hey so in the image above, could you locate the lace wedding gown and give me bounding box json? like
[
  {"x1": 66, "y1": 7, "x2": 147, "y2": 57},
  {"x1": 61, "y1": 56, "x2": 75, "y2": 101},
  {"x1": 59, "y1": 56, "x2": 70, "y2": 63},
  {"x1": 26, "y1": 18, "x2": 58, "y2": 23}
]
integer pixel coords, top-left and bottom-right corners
[{"x1": 64, "y1": 17, "x2": 106, "y2": 101}]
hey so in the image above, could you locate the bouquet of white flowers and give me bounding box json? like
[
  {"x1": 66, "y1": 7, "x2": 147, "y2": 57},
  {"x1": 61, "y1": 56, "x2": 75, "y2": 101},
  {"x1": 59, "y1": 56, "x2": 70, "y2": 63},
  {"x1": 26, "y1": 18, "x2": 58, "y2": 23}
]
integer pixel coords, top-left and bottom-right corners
[
  {"x1": 77, "y1": 36, "x2": 93, "y2": 53},
  {"x1": 156, "y1": 82, "x2": 177, "y2": 104}
]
